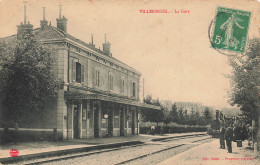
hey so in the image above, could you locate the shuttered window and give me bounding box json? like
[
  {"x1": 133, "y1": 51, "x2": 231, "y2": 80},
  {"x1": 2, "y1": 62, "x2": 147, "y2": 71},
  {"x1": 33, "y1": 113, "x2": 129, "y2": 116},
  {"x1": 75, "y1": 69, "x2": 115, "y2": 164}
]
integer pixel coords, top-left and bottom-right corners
[
  {"x1": 109, "y1": 74, "x2": 113, "y2": 90},
  {"x1": 120, "y1": 78, "x2": 125, "y2": 93},
  {"x1": 76, "y1": 62, "x2": 81, "y2": 83},
  {"x1": 72, "y1": 60, "x2": 76, "y2": 82},
  {"x1": 95, "y1": 69, "x2": 100, "y2": 87},
  {"x1": 81, "y1": 64, "x2": 84, "y2": 83},
  {"x1": 72, "y1": 60, "x2": 84, "y2": 83},
  {"x1": 132, "y1": 82, "x2": 136, "y2": 97}
]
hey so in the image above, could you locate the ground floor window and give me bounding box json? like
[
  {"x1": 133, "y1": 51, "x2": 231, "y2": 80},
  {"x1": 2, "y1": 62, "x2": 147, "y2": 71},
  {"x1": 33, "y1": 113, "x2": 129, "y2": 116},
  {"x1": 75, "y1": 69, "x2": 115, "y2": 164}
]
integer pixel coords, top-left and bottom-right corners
[{"x1": 114, "y1": 109, "x2": 120, "y2": 128}]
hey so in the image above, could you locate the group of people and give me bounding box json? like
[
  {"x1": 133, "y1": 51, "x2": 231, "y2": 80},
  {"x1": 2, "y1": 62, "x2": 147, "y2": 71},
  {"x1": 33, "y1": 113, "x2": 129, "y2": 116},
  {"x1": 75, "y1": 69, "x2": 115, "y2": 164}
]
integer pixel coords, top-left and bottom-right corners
[{"x1": 219, "y1": 123, "x2": 250, "y2": 153}]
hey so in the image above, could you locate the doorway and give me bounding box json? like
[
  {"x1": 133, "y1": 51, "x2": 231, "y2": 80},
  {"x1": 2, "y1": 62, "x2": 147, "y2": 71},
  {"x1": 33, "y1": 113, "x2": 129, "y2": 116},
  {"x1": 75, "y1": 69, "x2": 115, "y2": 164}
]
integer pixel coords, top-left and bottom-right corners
[
  {"x1": 73, "y1": 104, "x2": 80, "y2": 139},
  {"x1": 108, "y1": 107, "x2": 113, "y2": 137},
  {"x1": 94, "y1": 104, "x2": 99, "y2": 138},
  {"x1": 120, "y1": 108, "x2": 125, "y2": 136},
  {"x1": 131, "y1": 110, "x2": 135, "y2": 135}
]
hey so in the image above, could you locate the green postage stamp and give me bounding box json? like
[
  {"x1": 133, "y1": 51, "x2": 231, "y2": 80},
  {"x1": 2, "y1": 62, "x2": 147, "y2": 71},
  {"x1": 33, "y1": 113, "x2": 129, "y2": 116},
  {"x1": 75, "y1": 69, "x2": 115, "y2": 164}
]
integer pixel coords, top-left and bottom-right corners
[{"x1": 212, "y1": 7, "x2": 251, "y2": 53}]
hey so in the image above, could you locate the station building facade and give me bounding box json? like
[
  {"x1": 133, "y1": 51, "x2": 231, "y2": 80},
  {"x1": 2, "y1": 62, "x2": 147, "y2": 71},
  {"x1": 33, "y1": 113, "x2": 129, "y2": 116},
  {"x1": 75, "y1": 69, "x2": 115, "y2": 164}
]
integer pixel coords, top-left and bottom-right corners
[{"x1": 0, "y1": 10, "x2": 160, "y2": 140}]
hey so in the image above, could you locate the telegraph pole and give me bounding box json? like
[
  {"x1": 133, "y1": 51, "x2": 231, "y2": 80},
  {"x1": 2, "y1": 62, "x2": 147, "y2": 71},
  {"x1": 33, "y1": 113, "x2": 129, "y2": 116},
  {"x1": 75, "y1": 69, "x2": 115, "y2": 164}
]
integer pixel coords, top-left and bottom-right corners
[
  {"x1": 23, "y1": 1, "x2": 27, "y2": 24},
  {"x1": 143, "y1": 78, "x2": 144, "y2": 103}
]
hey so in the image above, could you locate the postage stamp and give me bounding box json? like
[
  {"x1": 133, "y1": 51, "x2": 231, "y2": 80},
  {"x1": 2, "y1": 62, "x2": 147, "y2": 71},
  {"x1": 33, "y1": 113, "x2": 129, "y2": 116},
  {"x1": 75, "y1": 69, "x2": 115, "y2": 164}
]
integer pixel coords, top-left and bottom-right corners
[{"x1": 211, "y1": 6, "x2": 251, "y2": 53}]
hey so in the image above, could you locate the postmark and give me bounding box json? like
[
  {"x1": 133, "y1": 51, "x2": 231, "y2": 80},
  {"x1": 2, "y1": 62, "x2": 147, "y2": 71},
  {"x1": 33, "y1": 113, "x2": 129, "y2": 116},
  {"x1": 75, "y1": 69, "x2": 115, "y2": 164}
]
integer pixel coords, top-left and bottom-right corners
[{"x1": 210, "y1": 6, "x2": 251, "y2": 54}]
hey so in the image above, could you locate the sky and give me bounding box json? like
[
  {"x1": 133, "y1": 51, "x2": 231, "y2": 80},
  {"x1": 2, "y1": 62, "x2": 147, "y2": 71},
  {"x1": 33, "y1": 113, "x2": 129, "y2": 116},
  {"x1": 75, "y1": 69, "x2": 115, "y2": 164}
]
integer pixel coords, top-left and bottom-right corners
[{"x1": 0, "y1": 0, "x2": 259, "y2": 109}]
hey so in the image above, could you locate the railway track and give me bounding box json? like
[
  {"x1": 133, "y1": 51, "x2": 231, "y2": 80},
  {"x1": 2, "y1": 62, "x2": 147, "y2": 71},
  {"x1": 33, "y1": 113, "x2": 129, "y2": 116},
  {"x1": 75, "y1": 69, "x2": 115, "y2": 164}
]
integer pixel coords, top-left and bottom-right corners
[
  {"x1": 115, "y1": 136, "x2": 211, "y2": 165},
  {"x1": 6, "y1": 134, "x2": 211, "y2": 165}
]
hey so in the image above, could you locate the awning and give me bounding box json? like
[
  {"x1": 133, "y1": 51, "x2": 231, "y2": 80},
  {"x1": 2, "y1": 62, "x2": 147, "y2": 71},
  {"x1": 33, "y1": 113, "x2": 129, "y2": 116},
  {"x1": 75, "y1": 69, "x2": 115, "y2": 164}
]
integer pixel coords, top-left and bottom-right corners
[{"x1": 65, "y1": 92, "x2": 160, "y2": 110}]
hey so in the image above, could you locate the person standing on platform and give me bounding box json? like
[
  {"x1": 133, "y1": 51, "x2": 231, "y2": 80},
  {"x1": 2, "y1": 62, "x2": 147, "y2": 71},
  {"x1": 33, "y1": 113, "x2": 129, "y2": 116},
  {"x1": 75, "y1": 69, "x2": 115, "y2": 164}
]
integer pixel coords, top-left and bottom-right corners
[
  {"x1": 225, "y1": 124, "x2": 233, "y2": 153},
  {"x1": 233, "y1": 123, "x2": 239, "y2": 142},
  {"x1": 219, "y1": 125, "x2": 226, "y2": 149}
]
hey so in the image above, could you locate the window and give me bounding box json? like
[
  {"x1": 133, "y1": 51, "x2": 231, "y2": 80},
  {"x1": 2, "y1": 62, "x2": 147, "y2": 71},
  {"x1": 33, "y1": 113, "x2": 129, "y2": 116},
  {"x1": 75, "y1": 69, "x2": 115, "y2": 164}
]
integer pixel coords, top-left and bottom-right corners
[
  {"x1": 114, "y1": 109, "x2": 119, "y2": 128},
  {"x1": 95, "y1": 69, "x2": 100, "y2": 87},
  {"x1": 132, "y1": 82, "x2": 136, "y2": 97},
  {"x1": 81, "y1": 64, "x2": 84, "y2": 83},
  {"x1": 72, "y1": 60, "x2": 84, "y2": 83},
  {"x1": 76, "y1": 62, "x2": 81, "y2": 83},
  {"x1": 120, "y1": 78, "x2": 125, "y2": 93},
  {"x1": 109, "y1": 74, "x2": 113, "y2": 90}
]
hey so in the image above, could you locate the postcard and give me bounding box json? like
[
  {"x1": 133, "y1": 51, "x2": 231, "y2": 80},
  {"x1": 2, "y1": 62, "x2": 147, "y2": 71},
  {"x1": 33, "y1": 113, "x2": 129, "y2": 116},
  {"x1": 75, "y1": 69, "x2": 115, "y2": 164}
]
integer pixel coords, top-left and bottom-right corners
[{"x1": 0, "y1": 0, "x2": 259, "y2": 164}]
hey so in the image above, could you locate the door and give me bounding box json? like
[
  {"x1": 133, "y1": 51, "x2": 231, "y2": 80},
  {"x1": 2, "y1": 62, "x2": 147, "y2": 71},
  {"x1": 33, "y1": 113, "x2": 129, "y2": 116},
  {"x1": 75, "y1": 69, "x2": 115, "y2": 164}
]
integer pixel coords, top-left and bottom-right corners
[
  {"x1": 94, "y1": 104, "x2": 99, "y2": 138},
  {"x1": 132, "y1": 110, "x2": 135, "y2": 135},
  {"x1": 73, "y1": 105, "x2": 80, "y2": 139},
  {"x1": 120, "y1": 108, "x2": 125, "y2": 136},
  {"x1": 108, "y1": 107, "x2": 113, "y2": 137}
]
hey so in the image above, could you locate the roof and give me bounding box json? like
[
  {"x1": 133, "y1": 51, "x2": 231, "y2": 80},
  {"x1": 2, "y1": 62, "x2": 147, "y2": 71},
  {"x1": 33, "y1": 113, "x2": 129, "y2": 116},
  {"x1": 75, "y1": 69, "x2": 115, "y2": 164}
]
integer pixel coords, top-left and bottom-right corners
[
  {"x1": 0, "y1": 25, "x2": 141, "y2": 75},
  {"x1": 65, "y1": 92, "x2": 161, "y2": 111},
  {"x1": 66, "y1": 85, "x2": 161, "y2": 110},
  {"x1": 0, "y1": 34, "x2": 17, "y2": 44}
]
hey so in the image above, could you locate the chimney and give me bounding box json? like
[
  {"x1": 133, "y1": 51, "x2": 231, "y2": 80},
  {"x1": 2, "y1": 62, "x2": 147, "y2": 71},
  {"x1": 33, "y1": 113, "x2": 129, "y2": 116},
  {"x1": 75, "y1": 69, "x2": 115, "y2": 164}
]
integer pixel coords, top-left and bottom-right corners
[
  {"x1": 40, "y1": 7, "x2": 48, "y2": 29},
  {"x1": 17, "y1": 1, "x2": 33, "y2": 38},
  {"x1": 89, "y1": 34, "x2": 95, "y2": 47},
  {"x1": 103, "y1": 34, "x2": 111, "y2": 56},
  {"x1": 56, "y1": 4, "x2": 68, "y2": 32},
  {"x1": 216, "y1": 110, "x2": 220, "y2": 120},
  {"x1": 220, "y1": 111, "x2": 223, "y2": 120}
]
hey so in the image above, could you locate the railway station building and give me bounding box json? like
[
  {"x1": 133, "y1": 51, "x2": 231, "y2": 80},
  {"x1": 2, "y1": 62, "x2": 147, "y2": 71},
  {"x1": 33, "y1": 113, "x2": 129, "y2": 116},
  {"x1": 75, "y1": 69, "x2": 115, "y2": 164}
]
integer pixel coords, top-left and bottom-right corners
[{"x1": 0, "y1": 7, "x2": 160, "y2": 140}]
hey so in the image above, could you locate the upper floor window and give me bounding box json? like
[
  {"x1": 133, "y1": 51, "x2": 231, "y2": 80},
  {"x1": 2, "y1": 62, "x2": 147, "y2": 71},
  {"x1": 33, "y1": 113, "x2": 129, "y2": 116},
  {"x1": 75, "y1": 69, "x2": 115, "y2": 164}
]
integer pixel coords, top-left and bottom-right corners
[
  {"x1": 120, "y1": 78, "x2": 125, "y2": 93},
  {"x1": 109, "y1": 74, "x2": 114, "y2": 91},
  {"x1": 95, "y1": 69, "x2": 100, "y2": 87},
  {"x1": 72, "y1": 60, "x2": 84, "y2": 83},
  {"x1": 132, "y1": 82, "x2": 136, "y2": 97}
]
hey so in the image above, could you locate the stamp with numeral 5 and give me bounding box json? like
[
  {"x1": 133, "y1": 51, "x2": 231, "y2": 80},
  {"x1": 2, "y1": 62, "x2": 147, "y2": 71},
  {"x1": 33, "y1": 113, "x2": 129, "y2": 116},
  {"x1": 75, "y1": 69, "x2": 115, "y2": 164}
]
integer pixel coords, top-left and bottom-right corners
[{"x1": 211, "y1": 6, "x2": 251, "y2": 53}]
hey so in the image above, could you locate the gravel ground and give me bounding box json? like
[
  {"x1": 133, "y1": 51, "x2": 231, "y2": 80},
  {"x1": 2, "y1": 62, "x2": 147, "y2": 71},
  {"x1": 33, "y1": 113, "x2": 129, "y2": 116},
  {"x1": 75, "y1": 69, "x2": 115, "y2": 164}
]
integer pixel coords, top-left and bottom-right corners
[
  {"x1": 41, "y1": 144, "x2": 179, "y2": 165},
  {"x1": 34, "y1": 135, "x2": 212, "y2": 165},
  {"x1": 127, "y1": 139, "x2": 214, "y2": 165}
]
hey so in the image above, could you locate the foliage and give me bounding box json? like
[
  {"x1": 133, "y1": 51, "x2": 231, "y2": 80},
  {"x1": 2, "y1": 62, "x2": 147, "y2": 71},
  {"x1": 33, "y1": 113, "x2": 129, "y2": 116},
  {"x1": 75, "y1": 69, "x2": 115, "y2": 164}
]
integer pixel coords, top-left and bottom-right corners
[
  {"x1": 178, "y1": 108, "x2": 184, "y2": 123},
  {"x1": 140, "y1": 95, "x2": 164, "y2": 126},
  {"x1": 228, "y1": 38, "x2": 260, "y2": 121},
  {"x1": 162, "y1": 108, "x2": 171, "y2": 126},
  {"x1": 169, "y1": 103, "x2": 178, "y2": 123},
  {"x1": 140, "y1": 95, "x2": 214, "y2": 126},
  {"x1": 0, "y1": 32, "x2": 62, "y2": 123},
  {"x1": 203, "y1": 107, "x2": 213, "y2": 124},
  {"x1": 139, "y1": 124, "x2": 208, "y2": 134}
]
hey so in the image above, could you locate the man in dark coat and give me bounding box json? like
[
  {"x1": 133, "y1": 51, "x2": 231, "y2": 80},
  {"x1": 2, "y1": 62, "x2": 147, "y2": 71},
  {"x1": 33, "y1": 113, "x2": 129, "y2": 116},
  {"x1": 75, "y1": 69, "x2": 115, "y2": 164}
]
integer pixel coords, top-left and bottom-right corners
[
  {"x1": 219, "y1": 125, "x2": 226, "y2": 149},
  {"x1": 233, "y1": 124, "x2": 239, "y2": 142},
  {"x1": 225, "y1": 124, "x2": 233, "y2": 153}
]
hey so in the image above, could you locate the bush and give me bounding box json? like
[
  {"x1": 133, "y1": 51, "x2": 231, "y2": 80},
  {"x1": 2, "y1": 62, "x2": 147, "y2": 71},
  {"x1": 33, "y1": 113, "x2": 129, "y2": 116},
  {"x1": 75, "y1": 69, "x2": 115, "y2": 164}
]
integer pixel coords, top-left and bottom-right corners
[{"x1": 139, "y1": 123, "x2": 207, "y2": 134}]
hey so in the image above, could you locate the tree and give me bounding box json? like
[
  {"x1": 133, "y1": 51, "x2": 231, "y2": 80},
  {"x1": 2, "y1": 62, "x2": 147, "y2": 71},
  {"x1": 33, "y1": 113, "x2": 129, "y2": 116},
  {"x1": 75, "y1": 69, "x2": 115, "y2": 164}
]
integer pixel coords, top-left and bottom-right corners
[
  {"x1": 161, "y1": 100, "x2": 172, "y2": 126},
  {"x1": 228, "y1": 38, "x2": 260, "y2": 149},
  {"x1": 169, "y1": 103, "x2": 179, "y2": 123},
  {"x1": 203, "y1": 107, "x2": 213, "y2": 124},
  {"x1": 140, "y1": 95, "x2": 163, "y2": 126},
  {"x1": 194, "y1": 110, "x2": 201, "y2": 125},
  {"x1": 178, "y1": 108, "x2": 184, "y2": 124},
  {"x1": 162, "y1": 106, "x2": 171, "y2": 126},
  {"x1": 0, "y1": 32, "x2": 62, "y2": 123},
  {"x1": 190, "y1": 108, "x2": 195, "y2": 119},
  {"x1": 228, "y1": 38, "x2": 260, "y2": 121},
  {"x1": 188, "y1": 108, "x2": 197, "y2": 125}
]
